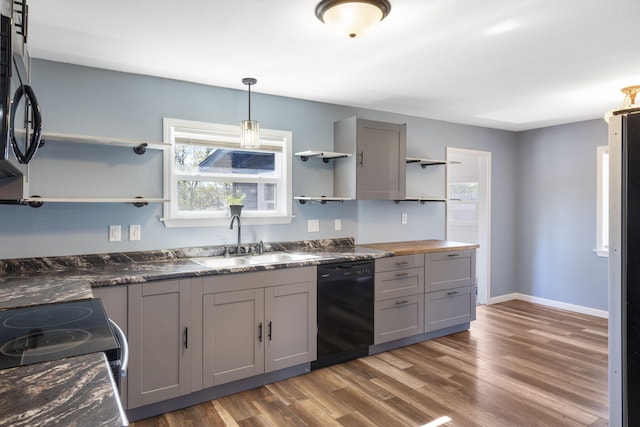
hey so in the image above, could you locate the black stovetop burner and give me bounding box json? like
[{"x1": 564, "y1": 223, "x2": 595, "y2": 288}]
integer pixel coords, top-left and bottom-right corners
[{"x1": 0, "y1": 299, "x2": 118, "y2": 370}]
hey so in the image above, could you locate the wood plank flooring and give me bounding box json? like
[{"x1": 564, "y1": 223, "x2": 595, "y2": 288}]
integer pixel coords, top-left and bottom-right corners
[{"x1": 131, "y1": 300, "x2": 609, "y2": 426}]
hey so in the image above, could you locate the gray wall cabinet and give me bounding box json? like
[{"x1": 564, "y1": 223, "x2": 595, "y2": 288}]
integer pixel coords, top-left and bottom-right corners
[
  {"x1": 333, "y1": 116, "x2": 407, "y2": 200},
  {"x1": 201, "y1": 267, "x2": 316, "y2": 388}
]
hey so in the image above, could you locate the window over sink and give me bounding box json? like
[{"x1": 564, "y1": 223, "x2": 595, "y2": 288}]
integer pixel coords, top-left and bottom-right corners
[{"x1": 162, "y1": 118, "x2": 293, "y2": 228}]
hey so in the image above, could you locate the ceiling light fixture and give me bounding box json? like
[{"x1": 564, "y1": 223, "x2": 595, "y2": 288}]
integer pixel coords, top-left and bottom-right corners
[
  {"x1": 315, "y1": 0, "x2": 391, "y2": 39},
  {"x1": 604, "y1": 85, "x2": 640, "y2": 123},
  {"x1": 240, "y1": 77, "x2": 260, "y2": 149}
]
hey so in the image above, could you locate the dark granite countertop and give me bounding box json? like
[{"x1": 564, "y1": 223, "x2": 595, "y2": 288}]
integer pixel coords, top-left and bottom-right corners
[
  {"x1": 0, "y1": 238, "x2": 391, "y2": 426},
  {"x1": 0, "y1": 238, "x2": 392, "y2": 310},
  {"x1": 0, "y1": 353, "x2": 127, "y2": 426}
]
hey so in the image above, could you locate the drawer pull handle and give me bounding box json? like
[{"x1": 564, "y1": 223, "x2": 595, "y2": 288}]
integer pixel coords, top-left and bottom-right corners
[
  {"x1": 395, "y1": 300, "x2": 409, "y2": 305},
  {"x1": 258, "y1": 322, "x2": 263, "y2": 342},
  {"x1": 448, "y1": 253, "x2": 460, "y2": 257},
  {"x1": 447, "y1": 291, "x2": 460, "y2": 296},
  {"x1": 395, "y1": 261, "x2": 409, "y2": 266},
  {"x1": 184, "y1": 327, "x2": 188, "y2": 349},
  {"x1": 268, "y1": 321, "x2": 273, "y2": 341},
  {"x1": 395, "y1": 272, "x2": 409, "y2": 277}
]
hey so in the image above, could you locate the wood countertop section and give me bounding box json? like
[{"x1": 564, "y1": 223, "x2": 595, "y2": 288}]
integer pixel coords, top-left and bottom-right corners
[{"x1": 359, "y1": 240, "x2": 479, "y2": 256}]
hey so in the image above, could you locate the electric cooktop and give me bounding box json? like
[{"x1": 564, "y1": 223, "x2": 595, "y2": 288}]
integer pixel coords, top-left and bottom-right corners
[{"x1": 0, "y1": 299, "x2": 118, "y2": 370}]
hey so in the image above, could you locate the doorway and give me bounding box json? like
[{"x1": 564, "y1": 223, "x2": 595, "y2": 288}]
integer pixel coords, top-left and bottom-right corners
[{"x1": 446, "y1": 148, "x2": 491, "y2": 305}]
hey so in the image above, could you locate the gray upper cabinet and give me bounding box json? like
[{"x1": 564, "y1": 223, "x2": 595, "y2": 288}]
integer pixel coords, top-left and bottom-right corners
[{"x1": 333, "y1": 117, "x2": 406, "y2": 200}]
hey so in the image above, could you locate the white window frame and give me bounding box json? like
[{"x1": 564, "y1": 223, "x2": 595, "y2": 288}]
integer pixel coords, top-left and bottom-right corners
[
  {"x1": 595, "y1": 145, "x2": 609, "y2": 257},
  {"x1": 161, "y1": 118, "x2": 293, "y2": 228}
]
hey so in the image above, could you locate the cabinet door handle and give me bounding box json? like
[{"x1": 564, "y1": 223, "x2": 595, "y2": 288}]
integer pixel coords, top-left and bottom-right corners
[
  {"x1": 359, "y1": 151, "x2": 364, "y2": 166},
  {"x1": 268, "y1": 321, "x2": 272, "y2": 341},
  {"x1": 447, "y1": 291, "x2": 459, "y2": 296},
  {"x1": 448, "y1": 253, "x2": 460, "y2": 257},
  {"x1": 258, "y1": 322, "x2": 263, "y2": 342},
  {"x1": 184, "y1": 327, "x2": 188, "y2": 349},
  {"x1": 395, "y1": 300, "x2": 409, "y2": 305},
  {"x1": 395, "y1": 261, "x2": 409, "y2": 266},
  {"x1": 395, "y1": 272, "x2": 409, "y2": 277}
]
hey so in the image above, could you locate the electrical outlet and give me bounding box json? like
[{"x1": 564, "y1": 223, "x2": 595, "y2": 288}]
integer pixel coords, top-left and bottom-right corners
[
  {"x1": 109, "y1": 225, "x2": 121, "y2": 242},
  {"x1": 129, "y1": 224, "x2": 141, "y2": 241},
  {"x1": 334, "y1": 219, "x2": 342, "y2": 231},
  {"x1": 401, "y1": 213, "x2": 408, "y2": 225},
  {"x1": 308, "y1": 219, "x2": 320, "y2": 233}
]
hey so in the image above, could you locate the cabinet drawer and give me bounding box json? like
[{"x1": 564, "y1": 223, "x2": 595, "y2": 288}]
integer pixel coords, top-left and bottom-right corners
[
  {"x1": 374, "y1": 294, "x2": 424, "y2": 344},
  {"x1": 375, "y1": 267, "x2": 424, "y2": 301},
  {"x1": 375, "y1": 254, "x2": 424, "y2": 272},
  {"x1": 425, "y1": 250, "x2": 474, "y2": 292},
  {"x1": 426, "y1": 286, "x2": 472, "y2": 332}
]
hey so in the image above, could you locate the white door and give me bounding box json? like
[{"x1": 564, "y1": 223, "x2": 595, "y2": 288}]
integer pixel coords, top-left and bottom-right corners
[{"x1": 446, "y1": 148, "x2": 491, "y2": 305}]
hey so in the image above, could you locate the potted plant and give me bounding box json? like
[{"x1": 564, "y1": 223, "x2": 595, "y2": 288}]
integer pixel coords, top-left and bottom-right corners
[{"x1": 226, "y1": 191, "x2": 246, "y2": 216}]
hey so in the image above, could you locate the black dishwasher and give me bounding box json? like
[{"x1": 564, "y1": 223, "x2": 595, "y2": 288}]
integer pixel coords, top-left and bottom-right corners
[{"x1": 311, "y1": 260, "x2": 374, "y2": 370}]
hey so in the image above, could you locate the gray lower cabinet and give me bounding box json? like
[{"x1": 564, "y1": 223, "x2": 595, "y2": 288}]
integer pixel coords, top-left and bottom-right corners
[
  {"x1": 425, "y1": 250, "x2": 476, "y2": 332},
  {"x1": 374, "y1": 255, "x2": 425, "y2": 344},
  {"x1": 333, "y1": 116, "x2": 407, "y2": 200},
  {"x1": 127, "y1": 279, "x2": 195, "y2": 408},
  {"x1": 202, "y1": 267, "x2": 316, "y2": 388}
]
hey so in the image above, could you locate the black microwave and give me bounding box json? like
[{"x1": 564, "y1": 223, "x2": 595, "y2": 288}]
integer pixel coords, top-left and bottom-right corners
[{"x1": 0, "y1": 0, "x2": 42, "y2": 179}]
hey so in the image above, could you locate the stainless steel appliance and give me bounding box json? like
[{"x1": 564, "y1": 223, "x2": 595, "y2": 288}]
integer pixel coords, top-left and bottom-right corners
[
  {"x1": 608, "y1": 110, "x2": 640, "y2": 426},
  {"x1": 0, "y1": 299, "x2": 121, "y2": 375},
  {"x1": 311, "y1": 260, "x2": 374, "y2": 369},
  {"x1": 0, "y1": 0, "x2": 43, "y2": 180}
]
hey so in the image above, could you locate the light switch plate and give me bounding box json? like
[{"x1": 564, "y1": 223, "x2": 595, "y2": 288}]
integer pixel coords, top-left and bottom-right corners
[
  {"x1": 129, "y1": 224, "x2": 141, "y2": 241},
  {"x1": 334, "y1": 219, "x2": 342, "y2": 231},
  {"x1": 308, "y1": 219, "x2": 320, "y2": 232},
  {"x1": 109, "y1": 225, "x2": 121, "y2": 242}
]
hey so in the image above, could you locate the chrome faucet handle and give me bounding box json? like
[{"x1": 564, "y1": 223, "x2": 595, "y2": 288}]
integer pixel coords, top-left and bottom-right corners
[{"x1": 258, "y1": 240, "x2": 264, "y2": 255}]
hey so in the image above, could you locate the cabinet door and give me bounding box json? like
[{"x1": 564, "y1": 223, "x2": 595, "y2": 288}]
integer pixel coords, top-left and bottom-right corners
[
  {"x1": 127, "y1": 280, "x2": 192, "y2": 408},
  {"x1": 93, "y1": 286, "x2": 128, "y2": 408},
  {"x1": 356, "y1": 119, "x2": 406, "y2": 200},
  {"x1": 202, "y1": 289, "x2": 265, "y2": 387},
  {"x1": 426, "y1": 286, "x2": 472, "y2": 332},
  {"x1": 334, "y1": 116, "x2": 406, "y2": 200},
  {"x1": 374, "y1": 294, "x2": 424, "y2": 344},
  {"x1": 264, "y1": 281, "x2": 317, "y2": 372},
  {"x1": 425, "y1": 250, "x2": 475, "y2": 292}
]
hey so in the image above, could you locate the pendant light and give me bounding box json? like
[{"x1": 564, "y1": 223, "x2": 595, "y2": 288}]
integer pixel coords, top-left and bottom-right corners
[
  {"x1": 240, "y1": 77, "x2": 260, "y2": 148},
  {"x1": 315, "y1": 0, "x2": 391, "y2": 39}
]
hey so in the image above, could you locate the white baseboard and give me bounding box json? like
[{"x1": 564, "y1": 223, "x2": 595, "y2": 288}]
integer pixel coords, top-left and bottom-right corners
[{"x1": 487, "y1": 292, "x2": 608, "y2": 319}]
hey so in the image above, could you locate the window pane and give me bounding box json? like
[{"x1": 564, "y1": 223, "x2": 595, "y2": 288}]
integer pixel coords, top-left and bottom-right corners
[
  {"x1": 175, "y1": 145, "x2": 276, "y2": 175},
  {"x1": 449, "y1": 182, "x2": 478, "y2": 201},
  {"x1": 448, "y1": 202, "x2": 478, "y2": 224},
  {"x1": 177, "y1": 180, "x2": 277, "y2": 213}
]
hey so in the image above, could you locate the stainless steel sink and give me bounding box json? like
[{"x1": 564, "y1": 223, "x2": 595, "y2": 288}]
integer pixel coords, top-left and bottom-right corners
[
  {"x1": 190, "y1": 256, "x2": 250, "y2": 269},
  {"x1": 245, "y1": 252, "x2": 321, "y2": 264},
  {"x1": 190, "y1": 252, "x2": 321, "y2": 269}
]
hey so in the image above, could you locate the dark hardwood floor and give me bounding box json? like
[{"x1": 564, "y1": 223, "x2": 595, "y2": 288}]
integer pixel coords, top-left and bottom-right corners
[{"x1": 131, "y1": 300, "x2": 609, "y2": 426}]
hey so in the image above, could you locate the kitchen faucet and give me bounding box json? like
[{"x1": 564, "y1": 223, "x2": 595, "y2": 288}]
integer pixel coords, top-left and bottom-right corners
[{"x1": 229, "y1": 214, "x2": 241, "y2": 255}]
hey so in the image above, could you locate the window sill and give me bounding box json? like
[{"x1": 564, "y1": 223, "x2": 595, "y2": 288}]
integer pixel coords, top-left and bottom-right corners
[
  {"x1": 161, "y1": 215, "x2": 294, "y2": 228},
  {"x1": 593, "y1": 249, "x2": 609, "y2": 258}
]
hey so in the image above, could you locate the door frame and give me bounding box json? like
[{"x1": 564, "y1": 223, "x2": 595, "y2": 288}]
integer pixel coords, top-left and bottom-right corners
[{"x1": 446, "y1": 147, "x2": 491, "y2": 305}]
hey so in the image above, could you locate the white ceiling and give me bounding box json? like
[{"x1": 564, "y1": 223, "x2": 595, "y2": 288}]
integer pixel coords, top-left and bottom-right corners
[{"x1": 27, "y1": 0, "x2": 640, "y2": 131}]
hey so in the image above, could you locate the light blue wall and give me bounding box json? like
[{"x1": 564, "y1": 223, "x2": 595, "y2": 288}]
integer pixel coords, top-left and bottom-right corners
[
  {"x1": 516, "y1": 119, "x2": 609, "y2": 310},
  {"x1": 0, "y1": 59, "x2": 543, "y2": 306}
]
